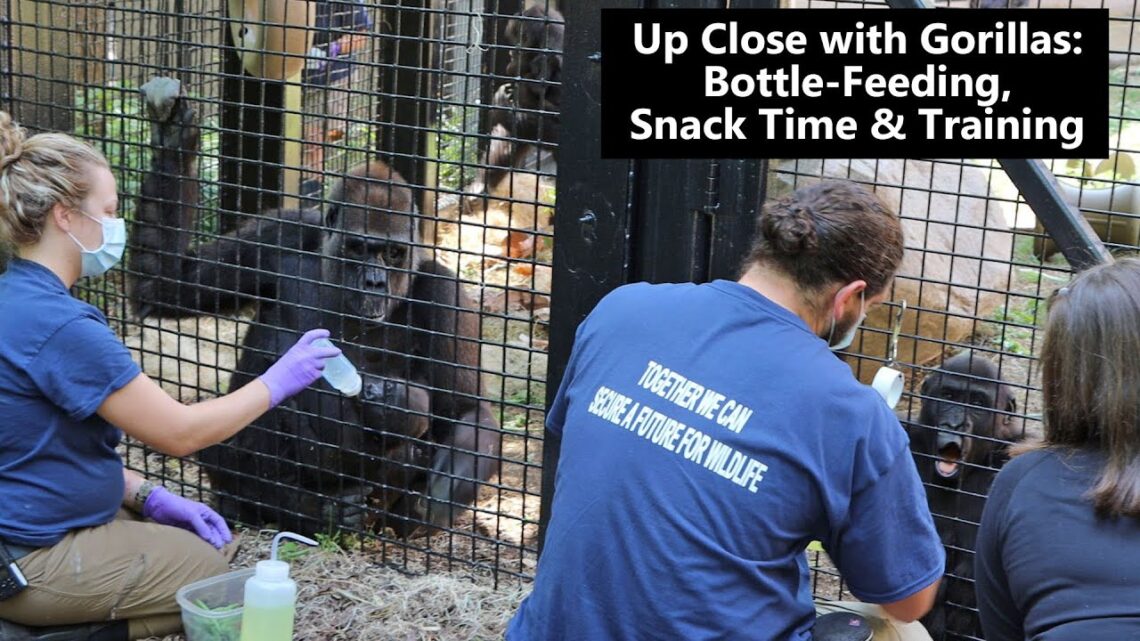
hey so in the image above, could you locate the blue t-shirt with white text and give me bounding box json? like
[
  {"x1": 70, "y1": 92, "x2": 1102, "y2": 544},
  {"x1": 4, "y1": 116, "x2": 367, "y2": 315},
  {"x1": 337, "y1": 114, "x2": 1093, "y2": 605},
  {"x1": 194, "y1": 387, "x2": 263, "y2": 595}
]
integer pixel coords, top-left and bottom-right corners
[
  {"x1": 0, "y1": 258, "x2": 140, "y2": 547},
  {"x1": 507, "y1": 280, "x2": 944, "y2": 641}
]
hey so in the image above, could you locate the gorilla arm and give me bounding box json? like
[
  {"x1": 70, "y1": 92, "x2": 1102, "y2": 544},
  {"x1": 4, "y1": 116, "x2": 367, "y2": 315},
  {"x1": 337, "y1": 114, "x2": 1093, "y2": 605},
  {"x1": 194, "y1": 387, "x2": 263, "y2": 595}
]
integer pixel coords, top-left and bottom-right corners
[
  {"x1": 468, "y1": 6, "x2": 563, "y2": 195},
  {"x1": 130, "y1": 78, "x2": 323, "y2": 319},
  {"x1": 409, "y1": 259, "x2": 501, "y2": 528}
]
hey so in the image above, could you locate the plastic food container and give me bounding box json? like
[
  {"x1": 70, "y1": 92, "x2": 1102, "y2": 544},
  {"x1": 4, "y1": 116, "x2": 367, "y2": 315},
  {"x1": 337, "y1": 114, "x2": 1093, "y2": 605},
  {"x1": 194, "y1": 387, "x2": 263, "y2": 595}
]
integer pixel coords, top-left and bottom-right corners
[{"x1": 175, "y1": 568, "x2": 255, "y2": 641}]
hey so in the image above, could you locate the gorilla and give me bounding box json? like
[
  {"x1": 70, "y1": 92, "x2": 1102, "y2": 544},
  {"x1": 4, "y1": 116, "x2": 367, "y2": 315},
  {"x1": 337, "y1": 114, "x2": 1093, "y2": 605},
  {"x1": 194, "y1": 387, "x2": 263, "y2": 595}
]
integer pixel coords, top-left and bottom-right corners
[
  {"x1": 468, "y1": 5, "x2": 563, "y2": 195},
  {"x1": 128, "y1": 77, "x2": 501, "y2": 537},
  {"x1": 904, "y1": 351, "x2": 1019, "y2": 640}
]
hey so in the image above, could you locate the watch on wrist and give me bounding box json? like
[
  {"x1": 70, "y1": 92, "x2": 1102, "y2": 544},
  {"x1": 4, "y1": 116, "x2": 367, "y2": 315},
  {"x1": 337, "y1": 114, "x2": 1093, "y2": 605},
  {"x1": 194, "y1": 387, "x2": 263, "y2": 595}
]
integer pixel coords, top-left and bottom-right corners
[{"x1": 133, "y1": 480, "x2": 158, "y2": 512}]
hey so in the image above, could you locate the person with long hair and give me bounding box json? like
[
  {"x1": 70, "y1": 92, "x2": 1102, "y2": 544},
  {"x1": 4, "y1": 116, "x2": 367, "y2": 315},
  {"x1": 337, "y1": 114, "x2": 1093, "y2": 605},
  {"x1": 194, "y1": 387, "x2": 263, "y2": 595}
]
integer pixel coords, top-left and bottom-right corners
[
  {"x1": 0, "y1": 112, "x2": 338, "y2": 640},
  {"x1": 975, "y1": 256, "x2": 1140, "y2": 639}
]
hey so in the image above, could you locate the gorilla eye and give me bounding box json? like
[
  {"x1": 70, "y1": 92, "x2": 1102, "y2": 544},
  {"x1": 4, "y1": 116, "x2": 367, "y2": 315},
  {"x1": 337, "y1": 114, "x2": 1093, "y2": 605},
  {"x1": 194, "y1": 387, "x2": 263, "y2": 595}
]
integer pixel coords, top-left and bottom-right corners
[
  {"x1": 343, "y1": 237, "x2": 367, "y2": 257},
  {"x1": 381, "y1": 245, "x2": 408, "y2": 265},
  {"x1": 970, "y1": 392, "x2": 990, "y2": 406},
  {"x1": 940, "y1": 390, "x2": 956, "y2": 400}
]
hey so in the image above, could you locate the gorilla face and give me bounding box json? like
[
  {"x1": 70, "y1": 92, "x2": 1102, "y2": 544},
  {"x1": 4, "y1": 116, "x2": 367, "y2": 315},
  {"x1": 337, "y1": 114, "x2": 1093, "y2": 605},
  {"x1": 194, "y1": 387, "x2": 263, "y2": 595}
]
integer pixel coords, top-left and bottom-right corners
[
  {"x1": 915, "y1": 352, "x2": 1017, "y2": 484},
  {"x1": 504, "y1": 6, "x2": 564, "y2": 82},
  {"x1": 321, "y1": 162, "x2": 419, "y2": 322},
  {"x1": 326, "y1": 224, "x2": 414, "y2": 321}
]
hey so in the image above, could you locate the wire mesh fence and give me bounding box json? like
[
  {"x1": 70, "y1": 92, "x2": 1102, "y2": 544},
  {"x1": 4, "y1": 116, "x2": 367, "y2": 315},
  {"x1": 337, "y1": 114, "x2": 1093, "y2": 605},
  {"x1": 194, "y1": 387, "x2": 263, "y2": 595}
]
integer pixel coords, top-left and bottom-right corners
[
  {"x1": 1, "y1": 0, "x2": 562, "y2": 587},
  {"x1": 2, "y1": 0, "x2": 1136, "y2": 637},
  {"x1": 773, "y1": 1, "x2": 1139, "y2": 639}
]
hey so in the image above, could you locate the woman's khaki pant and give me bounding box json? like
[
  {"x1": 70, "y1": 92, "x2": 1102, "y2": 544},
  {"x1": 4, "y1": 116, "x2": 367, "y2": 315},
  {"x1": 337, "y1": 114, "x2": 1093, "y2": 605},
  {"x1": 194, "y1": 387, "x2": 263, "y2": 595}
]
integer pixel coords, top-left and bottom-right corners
[{"x1": 0, "y1": 510, "x2": 233, "y2": 639}]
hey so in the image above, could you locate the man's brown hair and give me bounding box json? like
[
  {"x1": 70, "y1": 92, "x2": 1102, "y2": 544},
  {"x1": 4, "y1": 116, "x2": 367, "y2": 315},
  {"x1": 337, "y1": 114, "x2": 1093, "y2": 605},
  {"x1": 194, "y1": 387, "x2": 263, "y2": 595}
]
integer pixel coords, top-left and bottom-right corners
[{"x1": 744, "y1": 180, "x2": 904, "y2": 299}]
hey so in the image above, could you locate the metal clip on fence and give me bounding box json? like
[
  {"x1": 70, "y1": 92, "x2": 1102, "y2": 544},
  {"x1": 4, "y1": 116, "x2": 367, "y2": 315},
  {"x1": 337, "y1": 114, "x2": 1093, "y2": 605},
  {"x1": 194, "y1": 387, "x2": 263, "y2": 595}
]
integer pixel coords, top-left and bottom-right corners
[
  {"x1": 887, "y1": 300, "x2": 906, "y2": 369},
  {"x1": 871, "y1": 300, "x2": 907, "y2": 409}
]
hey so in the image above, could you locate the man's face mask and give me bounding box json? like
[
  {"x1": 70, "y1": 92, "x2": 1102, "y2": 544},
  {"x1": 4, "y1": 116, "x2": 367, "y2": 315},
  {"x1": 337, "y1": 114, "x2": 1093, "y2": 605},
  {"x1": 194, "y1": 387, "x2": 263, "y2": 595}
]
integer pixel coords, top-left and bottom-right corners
[
  {"x1": 826, "y1": 289, "x2": 866, "y2": 352},
  {"x1": 67, "y1": 210, "x2": 126, "y2": 278}
]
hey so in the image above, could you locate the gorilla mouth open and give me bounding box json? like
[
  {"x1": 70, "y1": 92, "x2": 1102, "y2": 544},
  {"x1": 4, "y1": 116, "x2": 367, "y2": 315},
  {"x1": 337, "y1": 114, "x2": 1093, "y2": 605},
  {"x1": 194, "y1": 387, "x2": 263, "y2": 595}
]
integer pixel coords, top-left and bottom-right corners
[{"x1": 936, "y1": 442, "x2": 962, "y2": 478}]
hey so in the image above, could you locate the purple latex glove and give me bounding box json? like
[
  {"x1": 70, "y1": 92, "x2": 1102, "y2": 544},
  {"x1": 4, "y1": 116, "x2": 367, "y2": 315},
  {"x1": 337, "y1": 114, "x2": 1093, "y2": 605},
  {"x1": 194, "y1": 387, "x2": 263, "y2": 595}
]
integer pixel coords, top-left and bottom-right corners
[
  {"x1": 258, "y1": 328, "x2": 342, "y2": 408},
  {"x1": 143, "y1": 487, "x2": 233, "y2": 549}
]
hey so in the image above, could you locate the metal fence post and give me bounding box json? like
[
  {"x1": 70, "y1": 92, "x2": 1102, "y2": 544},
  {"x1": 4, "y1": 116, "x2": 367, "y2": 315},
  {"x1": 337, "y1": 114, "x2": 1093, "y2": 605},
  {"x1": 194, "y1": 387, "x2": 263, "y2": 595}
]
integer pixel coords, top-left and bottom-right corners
[
  {"x1": 541, "y1": 0, "x2": 772, "y2": 552},
  {"x1": 541, "y1": 0, "x2": 638, "y2": 552}
]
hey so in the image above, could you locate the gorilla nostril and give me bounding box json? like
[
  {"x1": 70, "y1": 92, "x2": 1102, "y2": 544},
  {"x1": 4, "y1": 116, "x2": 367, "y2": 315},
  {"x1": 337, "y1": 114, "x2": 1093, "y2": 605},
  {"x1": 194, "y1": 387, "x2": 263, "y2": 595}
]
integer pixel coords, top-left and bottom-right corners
[{"x1": 936, "y1": 432, "x2": 963, "y2": 449}]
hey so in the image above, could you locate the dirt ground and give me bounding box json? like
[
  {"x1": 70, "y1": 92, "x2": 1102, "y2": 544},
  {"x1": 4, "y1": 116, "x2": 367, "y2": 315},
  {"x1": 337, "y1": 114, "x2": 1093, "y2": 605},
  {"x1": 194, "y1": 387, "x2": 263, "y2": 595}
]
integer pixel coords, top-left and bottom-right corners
[{"x1": 142, "y1": 530, "x2": 533, "y2": 641}]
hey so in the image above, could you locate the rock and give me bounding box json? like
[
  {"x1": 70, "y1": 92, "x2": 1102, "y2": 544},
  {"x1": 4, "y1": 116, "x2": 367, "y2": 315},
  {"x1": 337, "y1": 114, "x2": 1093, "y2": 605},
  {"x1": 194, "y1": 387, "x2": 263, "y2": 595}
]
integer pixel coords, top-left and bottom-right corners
[{"x1": 770, "y1": 159, "x2": 1015, "y2": 384}]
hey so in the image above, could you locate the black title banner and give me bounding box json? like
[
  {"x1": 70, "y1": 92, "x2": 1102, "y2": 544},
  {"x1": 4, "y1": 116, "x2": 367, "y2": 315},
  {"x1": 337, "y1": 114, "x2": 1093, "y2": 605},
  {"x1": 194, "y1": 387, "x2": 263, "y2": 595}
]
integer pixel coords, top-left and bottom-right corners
[{"x1": 601, "y1": 9, "x2": 1108, "y2": 159}]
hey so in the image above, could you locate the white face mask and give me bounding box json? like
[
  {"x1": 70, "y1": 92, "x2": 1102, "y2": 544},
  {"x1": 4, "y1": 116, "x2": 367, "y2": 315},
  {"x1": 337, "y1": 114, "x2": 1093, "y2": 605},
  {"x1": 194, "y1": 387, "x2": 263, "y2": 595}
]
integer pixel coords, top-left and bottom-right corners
[
  {"x1": 67, "y1": 211, "x2": 126, "y2": 278},
  {"x1": 827, "y1": 289, "x2": 866, "y2": 352}
]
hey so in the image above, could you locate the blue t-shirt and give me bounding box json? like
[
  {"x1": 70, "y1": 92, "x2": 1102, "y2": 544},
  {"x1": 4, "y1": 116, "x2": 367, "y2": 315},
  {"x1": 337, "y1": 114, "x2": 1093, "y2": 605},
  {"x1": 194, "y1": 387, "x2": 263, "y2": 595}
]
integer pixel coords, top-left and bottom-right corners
[
  {"x1": 0, "y1": 258, "x2": 140, "y2": 547},
  {"x1": 508, "y1": 280, "x2": 944, "y2": 641},
  {"x1": 976, "y1": 448, "x2": 1140, "y2": 640}
]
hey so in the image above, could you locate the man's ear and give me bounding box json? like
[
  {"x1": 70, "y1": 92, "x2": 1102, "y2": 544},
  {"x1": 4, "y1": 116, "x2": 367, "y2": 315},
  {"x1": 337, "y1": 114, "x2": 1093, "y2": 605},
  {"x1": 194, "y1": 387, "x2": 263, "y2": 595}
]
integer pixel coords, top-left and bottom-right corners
[{"x1": 832, "y1": 280, "x2": 867, "y2": 317}]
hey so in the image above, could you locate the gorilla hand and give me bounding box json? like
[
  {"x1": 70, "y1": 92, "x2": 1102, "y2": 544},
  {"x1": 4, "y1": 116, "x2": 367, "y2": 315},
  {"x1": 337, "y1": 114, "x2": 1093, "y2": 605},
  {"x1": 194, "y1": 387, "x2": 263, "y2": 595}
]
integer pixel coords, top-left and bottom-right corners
[
  {"x1": 321, "y1": 487, "x2": 372, "y2": 532},
  {"x1": 419, "y1": 406, "x2": 500, "y2": 530}
]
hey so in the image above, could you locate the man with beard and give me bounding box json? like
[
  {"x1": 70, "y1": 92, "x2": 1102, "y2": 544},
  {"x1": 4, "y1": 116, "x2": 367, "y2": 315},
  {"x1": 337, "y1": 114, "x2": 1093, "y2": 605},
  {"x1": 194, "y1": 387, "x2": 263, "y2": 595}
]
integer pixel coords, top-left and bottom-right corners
[{"x1": 508, "y1": 181, "x2": 943, "y2": 641}]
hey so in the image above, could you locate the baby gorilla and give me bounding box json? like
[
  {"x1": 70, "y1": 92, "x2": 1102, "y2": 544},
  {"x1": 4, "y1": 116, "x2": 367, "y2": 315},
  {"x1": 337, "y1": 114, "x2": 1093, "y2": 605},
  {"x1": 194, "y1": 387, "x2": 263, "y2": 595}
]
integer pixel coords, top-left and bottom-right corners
[{"x1": 906, "y1": 351, "x2": 1019, "y2": 640}]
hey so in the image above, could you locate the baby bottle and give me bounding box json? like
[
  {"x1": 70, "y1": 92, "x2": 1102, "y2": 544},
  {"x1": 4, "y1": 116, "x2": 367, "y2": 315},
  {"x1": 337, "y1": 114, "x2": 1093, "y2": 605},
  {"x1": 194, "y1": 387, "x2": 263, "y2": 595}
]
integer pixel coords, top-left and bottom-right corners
[{"x1": 312, "y1": 337, "x2": 363, "y2": 397}]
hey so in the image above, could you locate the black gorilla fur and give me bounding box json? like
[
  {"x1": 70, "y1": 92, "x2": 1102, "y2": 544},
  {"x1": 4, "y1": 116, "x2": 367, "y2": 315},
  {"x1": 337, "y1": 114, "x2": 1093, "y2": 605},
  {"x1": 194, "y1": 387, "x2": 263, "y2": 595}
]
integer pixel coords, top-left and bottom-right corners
[
  {"x1": 904, "y1": 351, "x2": 1019, "y2": 640},
  {"x1": 129, "y1": 79, "x2": 500, "y2": 537},
  {"x1": 470, "y1": 5, "x2": 563, "y2": 194}
]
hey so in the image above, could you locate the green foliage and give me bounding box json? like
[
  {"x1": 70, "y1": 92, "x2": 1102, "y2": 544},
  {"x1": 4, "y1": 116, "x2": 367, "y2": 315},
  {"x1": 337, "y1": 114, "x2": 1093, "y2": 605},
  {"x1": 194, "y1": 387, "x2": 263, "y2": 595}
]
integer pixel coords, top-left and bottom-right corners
[
  {"x1": 314, "y1": 529, "x2": 360, "y2": 553},
  {"x1": 74, "y1": 83, "x2": 149, "y2": 222},
  {"x1": 1109, "y1": 65, "x2": 1140, "y2": 141},
  {"x1": 433, "y1": 106, "x2": 481, "y2": 191},
  {"x1": 317, "y1": 533, "x2": 342, "y2": 553},
  {"x1": 499, "y1": 408, "x2": 529, "y2": 434},
  {"x1": 986, "y1": 296, "x2": 1042, "y2": 356},
  {"x1": 274, "y1": 541, "x2": 311, "y2": 563},
  {"x1": 184, "y1": 600, "x2": 242, "y2": 641},
  {"x1": 506, "y1": 387, "x2": 534, "y2": 406}
]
